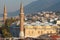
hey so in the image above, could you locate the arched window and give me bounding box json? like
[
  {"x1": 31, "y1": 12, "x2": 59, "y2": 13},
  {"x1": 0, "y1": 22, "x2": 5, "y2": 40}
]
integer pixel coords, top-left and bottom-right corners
[
  {"x1": 29, "y1": 31, "x2": 30, "y2": 34},
  {"x1": 50, "y1": 31, "x2": 52, "y2": 34},
  {"x1": 32, "y1": 31, "x2": 33, "y2": 34},
  {"x1": 47, "y1": 31, "x2": 49, "y2": 34},
  {"x1": 38, "y1": 31, "x2": 40, "y2": 34},
  {"x1": 41, "y1": 31, "x2": 43, "y2": 34}
]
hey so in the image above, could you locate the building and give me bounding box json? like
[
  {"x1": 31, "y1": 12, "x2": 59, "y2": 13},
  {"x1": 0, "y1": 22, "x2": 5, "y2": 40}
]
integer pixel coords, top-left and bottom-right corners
[
  {"x1": 24, "y1": 25, "x2": 57, "y2": 38},
  {"x1": 2, "y1": 2, "x2": 59, "y2": 40},
  {"x1": 17, "y1": 2, "x2": 58, "y2": 39},
  {"x1": 57, "y1": 20, "x2": 60, "y2": 25},
  {"x1": 3, "y1": 5, "x2": 7, "y2": 24},
  {"x1": 50, "y1": 34, "x2": 60, "y2": 40}
]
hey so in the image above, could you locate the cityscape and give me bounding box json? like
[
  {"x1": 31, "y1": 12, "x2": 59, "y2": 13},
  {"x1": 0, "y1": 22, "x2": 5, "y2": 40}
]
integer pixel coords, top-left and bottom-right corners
[{"x1": 0, "y1": 0, "x2": 60, "y2": 40}]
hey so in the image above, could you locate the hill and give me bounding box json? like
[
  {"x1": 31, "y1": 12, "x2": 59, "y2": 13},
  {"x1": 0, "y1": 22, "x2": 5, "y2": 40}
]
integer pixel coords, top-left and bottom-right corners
[{"x1": 0, "y1": 0, "x2": 60, "y2": 17}]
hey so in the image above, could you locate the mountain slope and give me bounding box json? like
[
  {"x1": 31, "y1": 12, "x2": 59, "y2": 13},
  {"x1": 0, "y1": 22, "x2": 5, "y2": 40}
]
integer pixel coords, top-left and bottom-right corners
[
  {"x1": 24, "y1": 0, "x2": 60, "y2": 13},
  {"x1": 13, "y1": 0, "x2": 60, "y2": 15},
  {"x1": 44, "y1": 1, "x2": 60, "y2": 12},
  {"x1": 0, "y1": 0, "x2": 60, "y2": 17}
]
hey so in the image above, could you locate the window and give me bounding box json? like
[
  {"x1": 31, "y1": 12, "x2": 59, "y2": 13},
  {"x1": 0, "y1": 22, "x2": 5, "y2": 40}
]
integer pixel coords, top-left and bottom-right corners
[
  {"x1": 47, "y1": 31, "x2": 49, "y2": 34},
  {"x1": 32, "y1": 31, "x2": 33, "y2": 34},
  {"x1": 50, "y1": 31, "x2": 52, "y2": 34},
  {"x1": 41, "y1": 31, "x2": 43, "y2": 34},
  {"x1": 38, "y1": 31, "x2": 40, "y2": 34}
]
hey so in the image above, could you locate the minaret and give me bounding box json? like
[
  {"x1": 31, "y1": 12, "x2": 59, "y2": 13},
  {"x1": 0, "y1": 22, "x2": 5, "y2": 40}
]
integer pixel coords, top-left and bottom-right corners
[
  {"x1": 19, "y1": 2, "x2": 24, "y2": 39},
  {"x1": 3, "y1": 5, "x2": 7, "y2": 24}
]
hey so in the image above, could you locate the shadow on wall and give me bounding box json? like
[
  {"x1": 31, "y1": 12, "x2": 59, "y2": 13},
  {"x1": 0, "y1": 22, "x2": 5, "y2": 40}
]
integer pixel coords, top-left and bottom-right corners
[{"x1": 24, "y1": 33, "x2": 52, "y2": 40}]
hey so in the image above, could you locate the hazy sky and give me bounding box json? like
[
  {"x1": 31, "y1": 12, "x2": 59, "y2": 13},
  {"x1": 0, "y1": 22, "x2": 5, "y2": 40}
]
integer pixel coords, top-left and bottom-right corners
[{"x1": 0, "y1": 0, "x2": 37, "y2": 14}]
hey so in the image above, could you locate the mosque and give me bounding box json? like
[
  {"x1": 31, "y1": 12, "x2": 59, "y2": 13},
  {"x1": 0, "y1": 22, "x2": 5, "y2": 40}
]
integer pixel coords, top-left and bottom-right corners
[{"x1": 3, "y1": 2, "x2": 59, "y2": 39}]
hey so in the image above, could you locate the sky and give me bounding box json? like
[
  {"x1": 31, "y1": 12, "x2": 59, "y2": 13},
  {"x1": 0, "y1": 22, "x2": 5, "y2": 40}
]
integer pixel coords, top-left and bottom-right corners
[{"x1": 0, "y1": 0, "x2": 37, "y2": 14}]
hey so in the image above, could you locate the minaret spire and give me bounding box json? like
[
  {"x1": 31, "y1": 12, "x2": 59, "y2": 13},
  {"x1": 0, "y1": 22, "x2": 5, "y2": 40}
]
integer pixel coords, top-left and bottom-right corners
[
  {"x1": 20, "y1": 1, "x2": 24, "y2": 14},
  {"x1": 19, "y1": 2, "x2": 24, "y2": 39},
  {"x1": 3, "y1": 4, "x2": 7, "y2": 24}
]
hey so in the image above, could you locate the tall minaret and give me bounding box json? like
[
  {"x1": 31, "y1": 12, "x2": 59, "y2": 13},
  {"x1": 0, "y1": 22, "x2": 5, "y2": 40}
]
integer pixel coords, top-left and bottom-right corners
[
  {"x1": 3, "y1": 5, "x2": 7, "y2": 24},
  {"x1": 19, "y1": 2, "x2": 24, "y2": 39}
]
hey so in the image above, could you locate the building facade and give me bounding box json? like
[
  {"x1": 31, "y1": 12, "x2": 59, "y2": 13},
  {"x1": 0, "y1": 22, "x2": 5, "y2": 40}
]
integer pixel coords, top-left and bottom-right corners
[
  {"x1": 24, "y1": 25, "x2": 57, "y2": 38},
  {"x1": 3, "y1": 3, "x2": 59, "y2": 39},
  {"x1": 19, "y1": 3, "x2": 58, "y2": 38}
]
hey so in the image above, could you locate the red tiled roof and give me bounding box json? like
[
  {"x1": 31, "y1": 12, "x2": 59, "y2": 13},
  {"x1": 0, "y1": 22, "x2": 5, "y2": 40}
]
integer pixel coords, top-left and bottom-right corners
[{"x1": 50, "y1": 35, "x2": 60, "y2": 40}]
